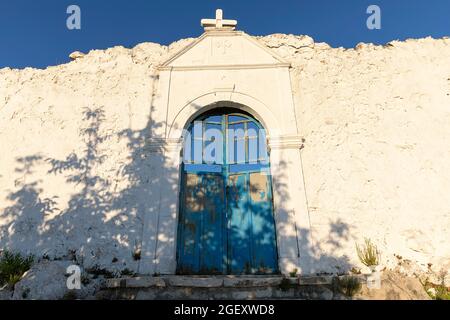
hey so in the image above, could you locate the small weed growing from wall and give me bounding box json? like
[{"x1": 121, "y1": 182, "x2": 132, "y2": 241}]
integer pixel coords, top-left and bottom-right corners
[
  {"x1": 0, "y1": 250, "x2": 34, "y2": 287},
  {"x1": 289, "y1": 268, "x2": 298, "y2": 277},
  {"x1": 432, "y1": 284, "x2": 450, "y2": 300},
  {"x1": 422, "y1": 272, "x2": 450, "y2": 300},
  {"x1": 333, "y1": 276, "x2": 362, "y2": 297},
  {"x1": 120, "y1": 268, "x2": 136, "y2": 277},
  {"x1": 356, "y1": 238, "x2": 380, "y2": 267},
  {"x1": 278, "y1": 278, "x2": 295, "y2": 292}
]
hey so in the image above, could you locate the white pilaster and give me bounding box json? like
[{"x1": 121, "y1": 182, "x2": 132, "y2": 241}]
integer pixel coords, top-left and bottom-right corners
[
  {"x1": 269, "y1": 136, "x2": 314, "y2": 275},
  {"x1": 138, "y1": 139, "x2": 182, "y2": 275}
]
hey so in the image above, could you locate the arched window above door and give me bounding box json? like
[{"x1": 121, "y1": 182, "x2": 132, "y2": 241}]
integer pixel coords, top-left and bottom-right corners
[{"x1": 182, "y1": 108, "x2": 270, "y2": 174}]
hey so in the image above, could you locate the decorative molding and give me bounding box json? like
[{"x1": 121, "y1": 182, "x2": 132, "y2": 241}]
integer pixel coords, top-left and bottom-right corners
[
  {"x1": 268, "y1": 135, "x2": 304, "y2": 150},
  {"x1": 159, "y1": 63, "x2": 291, "y2": 71},
  {"x1": 159, "y1": 30, "x2": 290, "y2": 70}
]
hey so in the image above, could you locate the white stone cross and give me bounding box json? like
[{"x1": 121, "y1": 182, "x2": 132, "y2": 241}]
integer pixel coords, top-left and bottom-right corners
[{"x1": 201, "y1": 9, "x2": 237, "y2": 30}]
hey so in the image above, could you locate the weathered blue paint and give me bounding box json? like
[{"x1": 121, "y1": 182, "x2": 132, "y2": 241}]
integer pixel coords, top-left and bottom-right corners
[
  {"x1": 176, "y1": 109, "x2": 278, "y2": 275},
  {"x1": 227, "y1": 172, "x2": 278, "y2": 274},
  {"x1": 177, "y1": 173, "x2": 226, "y2": 274}
]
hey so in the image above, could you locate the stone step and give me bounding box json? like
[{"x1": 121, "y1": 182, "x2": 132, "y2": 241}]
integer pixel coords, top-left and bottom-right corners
[{"x1": 97, "y1": 275, "x2": 368, "y2": 300}]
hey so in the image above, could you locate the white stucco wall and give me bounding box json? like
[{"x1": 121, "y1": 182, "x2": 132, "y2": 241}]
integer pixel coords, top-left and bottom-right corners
[
  {"x1": 261, "y1": 34, "x2": 450, "y2": 275},
  {"x1": 0, "y1": 33, "x2": 449, "y2": 277}
]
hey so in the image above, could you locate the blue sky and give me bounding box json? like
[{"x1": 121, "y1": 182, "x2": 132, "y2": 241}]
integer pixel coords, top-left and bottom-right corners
[{"x1": 0, "y1": 0, "x2": 449, "y2": 69}]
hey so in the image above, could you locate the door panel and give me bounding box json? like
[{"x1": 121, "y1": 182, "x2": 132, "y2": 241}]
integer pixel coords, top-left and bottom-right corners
[
  {"x1": 177, "y1": 110, "x2": 279, "y2": 275},
  {"x1": 227, "y1": 174, "x2": 253, "y2": 274},
  {"x1": 227, "y1": 172, "x2": 278, "y2": 274},
  {"x1": 177, "y1": 173, "x2": 225, "y2": 274},
  {"x1": 200, "y1": 174, "x2": 225, "y2": 274},
  {"x1": 249, "y1": 172, "x2": 278, "y2": 274}
]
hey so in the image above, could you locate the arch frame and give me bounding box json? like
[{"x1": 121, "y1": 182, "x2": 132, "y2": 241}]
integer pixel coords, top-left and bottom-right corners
[{"x1": 167, "y1": 91, "x2": 284, "y2": 143}]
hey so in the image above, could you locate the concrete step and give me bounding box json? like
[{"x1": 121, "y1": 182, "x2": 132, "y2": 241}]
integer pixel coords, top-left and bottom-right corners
[{"x1": 96, "y1": 275, "x2": 367, "y2": 300}]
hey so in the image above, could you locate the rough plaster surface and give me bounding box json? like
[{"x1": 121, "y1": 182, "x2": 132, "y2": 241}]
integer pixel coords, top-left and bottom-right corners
[
  {"x1": 1, "y1": 34, "x2": 449, "y2": 280},
  {"x1": 5, "y1": 260, "x2": 104, "y2": 300},
  {"x1": 265, "y1": 35, "x2": 450, "y2": 278}
]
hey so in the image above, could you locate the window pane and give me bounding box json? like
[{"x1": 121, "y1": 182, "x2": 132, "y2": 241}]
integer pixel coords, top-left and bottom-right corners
[
  {"x1": 183, "y1": 129, "x2": 193, "y2": 163},
  {"x1": 204, "y1": 123, "x2": 223, "y2": 164},
  {"x1": 229, "y1": 163, "x2": 269, "y2": 173},
  {"x1": 183, "y1": 112, "x2": 268, "y2": 170},
  {"x1": 247, "y1": 122, "x2": 259, "y2": 138},
  {"x1": 228, "y1": 115, "x2": 247, "y2": 123},
  {"x1": 204, "y1": 123, "x2": 222, "y2": 133},
  {"x1": 228, "y1": 123, "x2": 245, "y2": 164},
  {"x1": 192, "y1": 121, "x2": 203, "y2": 164},
  {"x1": 228, "y1": 123, "x2": 245, "y2": 138},
  {"x1": 205, "y1": 115, "x2": 222, "y2": 123},
  {"x1": 235, "y1": 138, "x2": 246, "y2": 164},
  {"x1": 184, "y1": 163, "x2": 222, "y2": 173},
  {"x1": 248, "y1": 137, "x2": 258, "y2": 163},
  {"x1": 192, "y1": 121, "x2": 203, "y2": 139}
]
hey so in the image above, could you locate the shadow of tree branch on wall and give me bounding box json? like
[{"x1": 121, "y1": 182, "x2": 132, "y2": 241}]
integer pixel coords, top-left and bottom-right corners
[
  {"x1": 269, "y1": 156, "x2": 355, "y2": 276},
  {"x1": 0, "y1": 105, "x2": 356, "y2": 276},
  {"x1": 0, "y1": 105, "x2": 175, "y2": 275}
]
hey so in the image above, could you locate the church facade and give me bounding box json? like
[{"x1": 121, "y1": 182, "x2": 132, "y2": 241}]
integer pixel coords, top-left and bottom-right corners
[
  {"x1": 0, "y1": 10, "x2": 449, "y2": 278},
  {"x1": 140, "y1": 11, "x2": 311, "y2": 275}
]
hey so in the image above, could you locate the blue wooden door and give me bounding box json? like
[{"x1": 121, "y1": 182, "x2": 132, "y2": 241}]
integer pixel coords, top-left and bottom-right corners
[
  {"x1": 227, "y1": 172, "x2": 278, "y2": 274},
  {"x1": 177, "y1": 173, "x2": 226, "y2": 274},
  {"x1": 176, "y1": 109, "x2": 278, "y2": 275}
]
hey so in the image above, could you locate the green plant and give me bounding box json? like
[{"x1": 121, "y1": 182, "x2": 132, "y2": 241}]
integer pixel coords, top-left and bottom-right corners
[
  {"x1": 422, "y1": 273, "x2": 450, "y2": 300},
  {"x1": 289, "y1": 268, "x2": 298, "y2": 277},
  {"x1": 0, "y1": 250, "x2": 34, "y2": 287},
  {"x1": 278, "y1": 278, "x2": 295, "y2": 292},
  {"x1": 120, "y1": 268, "x2": 136, "y2": 277},
  {"x1": 7, "y1": 274, "x2": 23, "y2": 287},
  {"x1": 356, "y1": 238, "x2": 380, "y2": 267},
  {"x1": 334, "y1": 276, "x2": 362, "y2": 297},
  {"x1": 433, "y1": 285, "x2": 450, "y2": 300},
  {"x1": 424, "y1": 283, "x2": 449, "y2": 300}
]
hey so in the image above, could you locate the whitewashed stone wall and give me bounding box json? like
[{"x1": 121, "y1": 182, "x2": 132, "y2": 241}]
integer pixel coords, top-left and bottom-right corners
[
  {"x1": 1, "y1": 34, "x2": 449, "y2": 277},
  {"x1": 262, "y1": 34, "x2": 450, "y2": 276}
]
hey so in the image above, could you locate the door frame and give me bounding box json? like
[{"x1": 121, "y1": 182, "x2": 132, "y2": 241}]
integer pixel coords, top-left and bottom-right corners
[{"x1": 176, "y1": 108, "x2": 279, "y2": 275}]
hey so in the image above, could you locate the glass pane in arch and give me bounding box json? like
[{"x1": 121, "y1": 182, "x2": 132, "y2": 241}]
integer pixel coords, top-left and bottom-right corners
[
  {"x1": 204, "y1": 123, "x2": 223, "y2": 164},
  {"x1": 182, "y1": 109, "x2": 269, "y2": 169},
  {"x1": 228, "y1": 115, "x2": 247, "y2": 124},
  {"x1": 205, "y1": 115, "x2": 222, "y2": 124}
]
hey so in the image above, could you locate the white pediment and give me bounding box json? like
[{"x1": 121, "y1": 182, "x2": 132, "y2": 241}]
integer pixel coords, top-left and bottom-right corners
[{"x1": 160, "y1": 31, "x2": 289, "y2": 70}]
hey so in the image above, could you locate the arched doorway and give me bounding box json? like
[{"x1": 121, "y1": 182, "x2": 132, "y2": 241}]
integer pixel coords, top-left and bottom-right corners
[{"x1": 176, "y1": 107, "x2": 279, "y2": 275}]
